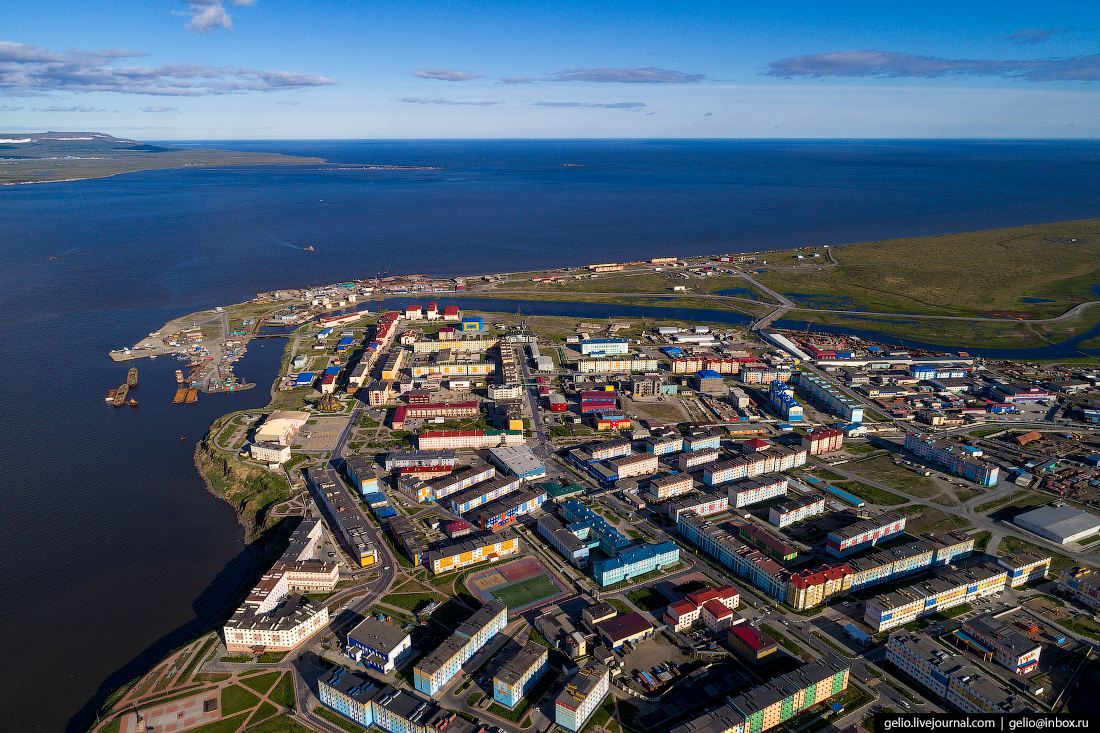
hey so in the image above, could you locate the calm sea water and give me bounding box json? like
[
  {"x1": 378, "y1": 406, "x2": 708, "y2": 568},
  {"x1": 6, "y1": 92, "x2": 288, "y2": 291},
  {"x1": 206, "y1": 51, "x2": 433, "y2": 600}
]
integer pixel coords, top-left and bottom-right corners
[{"x1": 2, "y1": 139, "x2": 1100, "y2": 731}]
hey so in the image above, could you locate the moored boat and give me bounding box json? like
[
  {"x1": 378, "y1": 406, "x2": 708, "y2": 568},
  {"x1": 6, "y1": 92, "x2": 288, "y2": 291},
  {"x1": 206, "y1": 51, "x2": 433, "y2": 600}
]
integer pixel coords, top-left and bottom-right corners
[
  {"x1": 127, "y1": 367, "x2": 138, "y2": 388},
  {"x1": 112, "y1": 382, "x2": 129, "y2": 407}
]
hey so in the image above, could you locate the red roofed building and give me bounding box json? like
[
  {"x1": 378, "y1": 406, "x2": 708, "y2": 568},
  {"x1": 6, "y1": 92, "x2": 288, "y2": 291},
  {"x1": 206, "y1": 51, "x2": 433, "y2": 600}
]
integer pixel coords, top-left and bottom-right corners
[
  {"x1": 726, "y1": 626, "x2": 779, "y2": 666},
  {"x1": 742, "y1": 438, "x2": 772, "y2": 453},
  {"x1": 664, "y1": 599, "x2": 699, "y2": 631},
  {"x1": 398, "y1": 465, "x2": 453, "y2": 480},
  {"x1": 444, "y1": 520, "x2": 472, "y2": 539},
  {"x1": 701, "y1": 599, "x2": 735, "y2": 632},
  {"x1": 443, "y1": 305, "x2": 461, "y2": 321},
  {"x1": 785, "y1": 563, "x2": 853, "y2": 611},
  {"x1": 391, "y1": 406, "x2": 407, "y2": 430},
  {"x1": 663, "y1": 585, "x2": 740, "y2": 631},
  {"x1": 802, "y1": 428, "x2": 845, "y2": 455}
]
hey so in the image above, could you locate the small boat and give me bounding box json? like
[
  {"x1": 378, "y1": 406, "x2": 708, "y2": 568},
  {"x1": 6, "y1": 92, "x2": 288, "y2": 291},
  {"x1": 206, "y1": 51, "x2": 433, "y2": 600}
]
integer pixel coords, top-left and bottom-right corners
[
  {"x1": 127, "y1": 367, "x2": 139, "y2": 388},
  {"x1": 112, "y1": 382, "x2": 129, "y2": 407},
  {"x1": 180, "y1": 436, "x2": 187, "y2": 441},
  {"x1": 127, "y1": 399, "x2": 139, "y2": 407},
  {"x1": 303, "y1": 245, "x2": 315, "y2": 252}
]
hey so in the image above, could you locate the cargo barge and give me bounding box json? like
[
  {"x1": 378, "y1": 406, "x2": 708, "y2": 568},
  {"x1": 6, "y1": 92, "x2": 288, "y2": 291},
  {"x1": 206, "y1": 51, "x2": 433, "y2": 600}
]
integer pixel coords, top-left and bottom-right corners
[
  {"x1": 112, "y1": 382, "x2": 129, "y2": 407},
  {"x1": 127, "y1": 367, "x2": 138, "y2": 389}
]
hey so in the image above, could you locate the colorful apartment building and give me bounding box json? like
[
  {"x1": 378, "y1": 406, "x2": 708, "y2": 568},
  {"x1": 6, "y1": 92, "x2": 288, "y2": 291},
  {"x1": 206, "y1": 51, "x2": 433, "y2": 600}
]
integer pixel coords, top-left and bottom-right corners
[
  {"x1": 493, "y1": 642, "x2": 548, "y2": 708},
  {"x1": 785, "y1": 564, "x2": 853, "y2": 611},
  {"x1": 864, "y1": 564, "x2": 1008, "y2": 632},
  {"x1": 576, "y1": 356, "x2": 658, "y2": 373},
  {"x1": 683, "y1": 432, "x2": 724, "y2": 452},
  {"x1": 473, "y1": 486, "x2": 548, "y2": 531},
  {"x1": 449, "y1": 475, "x2": 523, "y2": 514},
  {"x1": 679, "y1": 447, "x2": 720, "y2": 472},
  {"x1": 997, "y1": 549, "x2": 1051, "y2": 588},
  {"x1": 798, "y1": 374, "x2": 865, "y2": 423},
  {"x1": 647, "y1": 473, "x2": 694, "y2": 501},
  {"x1": 645, "y1": 435, "x2": 683, "y2": 455},
  {"x1": 769, "y1": 493, "x2": 825, "y2": 528},
  {"x1": 425, "y1": 465, "x2": 496, "y2": 502},
  {"x1": 666, "y1": 491, "x2": 729, "y2": 521},
  {"x1": 904, "y1": 433, "x2": 999, "y2": 487},
  {"x1": 668, "y1": 655, "x2": 849, "y2": 733},
  {"x1": 738, "y1": 365, "x2": 793, "y2": 384},
  {"x1": 826, "y1": 512, "x2": 906, "y2": 557},
  {"x1": 555, "y1": 661, "x2": 609, "y2": 732},
  {"x1": 886, "y1": 634, "x2": 1033, "y2": 714},
  {"x1": 428, "y1": 536, "x2": 521, "y2": 575},
  {"x1": 320, "y1": 670, "x2": 481, "y2": 733},
  {"x1": 1058, "y1": 567, "x2": 1100, "y2": 609},
  {"x1": 414, "y1": 601, "x2": 508, "y2": 696},
  {"x1": 728, "y1": 475, "x2": 789, "y2": 508}
]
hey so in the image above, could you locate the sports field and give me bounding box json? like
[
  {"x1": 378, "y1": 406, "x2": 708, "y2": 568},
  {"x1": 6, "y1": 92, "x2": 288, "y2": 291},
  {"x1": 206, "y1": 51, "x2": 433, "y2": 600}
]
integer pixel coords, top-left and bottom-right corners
[
  {"x1": 467, "y1": 556, "x2": 568, "y2": 612},
  {"x1": 489, "y1": 574, "x2": 561, "y2": 609}
]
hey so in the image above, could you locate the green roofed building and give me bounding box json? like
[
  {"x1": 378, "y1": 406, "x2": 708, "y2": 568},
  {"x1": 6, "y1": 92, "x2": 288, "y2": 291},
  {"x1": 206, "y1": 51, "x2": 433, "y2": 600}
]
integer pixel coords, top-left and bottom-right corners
[{"x1": 545, "y1": 481, "x2": 585, "y2": 500}]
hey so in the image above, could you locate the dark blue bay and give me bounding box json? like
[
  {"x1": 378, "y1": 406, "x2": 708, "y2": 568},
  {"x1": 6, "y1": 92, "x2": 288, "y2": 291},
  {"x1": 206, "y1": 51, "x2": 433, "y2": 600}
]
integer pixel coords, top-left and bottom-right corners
[{"x1": 1, "y1": 139, "x2": 1100, "y2": 731}]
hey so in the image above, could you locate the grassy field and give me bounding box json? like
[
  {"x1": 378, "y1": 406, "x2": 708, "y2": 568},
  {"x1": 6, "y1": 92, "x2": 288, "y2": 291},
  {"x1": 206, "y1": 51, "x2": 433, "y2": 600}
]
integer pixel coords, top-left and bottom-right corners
[
  {"x1": 489, "y1": 574, "x2": 561, "y2": 608},
  {"x1": 626, "y1": 587, "x2": 669, "y2": 613},
  {"x1": 221, "y1": 684, "x2": 261, "y2": 716},
  {"x1": 269, "y1": 673, "x2": 296, "y2": 710},
  {"x1": 754, "y1": 219, "x2": 1100, "y2": 318},
  {"x1": 775, "y1": 312, "x2": 1069, "y2": 350},
  {"x1": 248, "y1": 702, "x2": 280, "y2": 726},
  {"x1": 838, "y1": 456, "x2": 943, "y2": 499},
  {"x1": 241, "y1": 671, "x2": 281, "y2": 695},
  {"x1": 898, "y1": 505, "x2": 972, "y2": 534},
  {"x1": 832, "y1": 479, "x2": 907, "y2": 506}
]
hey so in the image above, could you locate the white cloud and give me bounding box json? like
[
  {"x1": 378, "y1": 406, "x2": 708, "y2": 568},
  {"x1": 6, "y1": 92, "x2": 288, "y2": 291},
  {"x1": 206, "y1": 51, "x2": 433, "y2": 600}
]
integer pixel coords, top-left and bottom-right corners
[
  {"x1": 412, "y1": 69, "x2": 484, "y2": 81},
  {"x1": 141, "y1": 106, "x2": 181, "y2": 113},
  {"x1": 0, "y1": 41, "x2": 334, "y2": 96},
  {"x1": 533, "y1": 101, "x2": 645, "y2": 109},
  {"x1": 32, "y1": 105, "x2": 106, "y2": 112},
  {"x1": 180, "y1": 0, "x2": 256, "y2": 34},
  {"x1": 398, "y1": 97, "x2": 499, "y2": 106},
  {"x1": 765, "y1": 49, "x2": 1100, "y2": 82}
]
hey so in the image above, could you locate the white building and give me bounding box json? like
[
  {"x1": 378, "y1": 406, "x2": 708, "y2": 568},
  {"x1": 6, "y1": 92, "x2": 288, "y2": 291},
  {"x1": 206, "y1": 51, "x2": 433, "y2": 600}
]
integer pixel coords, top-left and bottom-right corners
[
  {"x1": 251, "y1": 441, "x2": 292, "y2": 463},
  {"x1": 1013, "y1": 505, "x2": 1100, "y2": 545}
]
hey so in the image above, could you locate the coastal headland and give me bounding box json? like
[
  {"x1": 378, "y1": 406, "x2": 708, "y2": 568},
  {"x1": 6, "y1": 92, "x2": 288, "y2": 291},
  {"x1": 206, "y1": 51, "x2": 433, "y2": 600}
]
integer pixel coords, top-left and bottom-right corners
[
  {"x1": 92, "y1": 218, "x2": 1100, "y2": 732},
  {"x1": 0, "y1": 131, "x2": 323, "y2": 185}
]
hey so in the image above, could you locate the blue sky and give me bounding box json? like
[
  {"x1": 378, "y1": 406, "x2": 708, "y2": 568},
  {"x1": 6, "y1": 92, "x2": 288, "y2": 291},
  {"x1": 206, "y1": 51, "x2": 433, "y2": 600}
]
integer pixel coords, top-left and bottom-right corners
[{"x1": 3, "y1": 0, "x2": 1099, "y2": 138}]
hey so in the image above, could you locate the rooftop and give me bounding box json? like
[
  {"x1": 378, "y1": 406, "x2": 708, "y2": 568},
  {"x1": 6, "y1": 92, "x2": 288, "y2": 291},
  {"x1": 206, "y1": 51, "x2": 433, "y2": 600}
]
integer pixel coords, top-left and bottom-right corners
[
  {"x1": 596, "y1": 612, "x2": 654, "y2": 643},
  {"x1": 495, "y1": 641, "x2": 548, "y2": 687},
  {"x1": 349, "y1": 616, "x2": 411, "y2": 654},
  {"x1": 727, "y1": 626, "x2": 778, "y2": 652}
]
